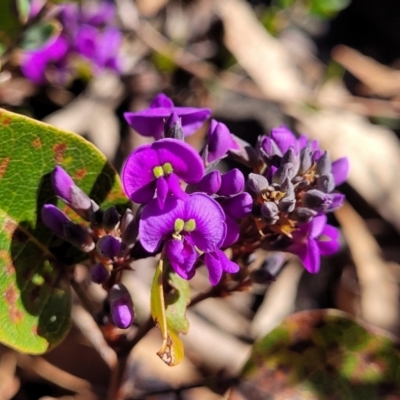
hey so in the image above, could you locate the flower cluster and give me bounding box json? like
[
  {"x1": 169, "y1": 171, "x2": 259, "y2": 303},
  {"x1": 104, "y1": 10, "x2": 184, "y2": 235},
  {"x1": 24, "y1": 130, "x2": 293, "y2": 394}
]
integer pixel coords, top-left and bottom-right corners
[
  {"x1": 22, "y1": 0, "x2": 122, "y2": 85},
  {"x1": 42, "y1": 166, "x2": 137, "y2": 329},
  {"x1": 42, "y1": 93, "x2": 349, "y2": 329}
]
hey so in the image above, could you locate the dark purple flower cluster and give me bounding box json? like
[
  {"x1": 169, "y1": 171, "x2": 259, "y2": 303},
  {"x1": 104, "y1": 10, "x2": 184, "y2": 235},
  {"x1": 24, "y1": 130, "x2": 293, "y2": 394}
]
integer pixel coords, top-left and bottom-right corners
[
  {"x1": 22, "y1": 0, "x2": 122, "y2": 85},
  {"x1": 122, "y1": 94, "x2": 348, "y2": 278}
]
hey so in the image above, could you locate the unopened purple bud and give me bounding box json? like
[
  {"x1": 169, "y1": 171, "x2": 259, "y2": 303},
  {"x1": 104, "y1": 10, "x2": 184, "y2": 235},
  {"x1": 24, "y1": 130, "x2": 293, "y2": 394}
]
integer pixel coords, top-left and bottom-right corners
[
  {"x1": 302, "y1": 189, "x2": 344, "y2": 213},
  {"x1": 90, "y1": 263, "x2": 110, "y2": 284},
  {"x1": 278, "y1": 194, "x2": 295, "y2": 213},
  {"x1": 316, "y1": 151, "x2": 331, "y2": 176},
  {"x1": 218, "y1": 168, "x2": 244, "y2": 196},
  {"x1": 316, "y1": 174, "x2": 335, "y2": 193},
  {"x1": 120, "y1": 208, "x2": 139, "y2": 247},
  {"x1": 196, "y1": 170, "x2": 221, "y2": 195},
  {"x1": 206, "y1": 120, "x2": 232, "y2": 163},
  {"x1": 63, "y1": 222, "x2": 95, "y2": 252},
  {"x1": 110, "y1": 284, "x2": 134, "y2": 329},
  {"x1": 41, "y1": 204, "x2": 70, "y2": 238},
  {"x1": 261, "y1": 201, "x2": 279, "y2": 223},
  {"x1": 290, "y1": 207, "x2": 317, "y2": 222},
  {"x1": 299, "y1": 144, "x2": 313, "y2": 174},
  {"x1": 69, "y1": 186, "x2": 96, "y2": 220},
  {"x1": 103, "y1": 206, "x2": 120, "y2": 230},
  {"x1": 281, "y1": 147, "x2": 299, "y2": 178},
  {"x1": 248, "y1": 173, "x2": 269, "y2": 194},
  {"x1": 97, "y1": 235, "x2": 121, "y2": 259},
  {"x1": 250, "y1": 252, "x2": 286, "y2": 284},
  {"x1": 260, "y1": 136, "x2": 282, "y2": 162},
  {"x1": 221, "y1": 192, "x2": 253, "y2": 219},
  {"x1": 272, "y1": 163, "x2": 293, "y2": 185},
  {"x1": 51, "y1": 166, "x2": 74, "y2": 203},
  {"x1": 164, "y1": 112, "x2": 184, "y2": 140}
]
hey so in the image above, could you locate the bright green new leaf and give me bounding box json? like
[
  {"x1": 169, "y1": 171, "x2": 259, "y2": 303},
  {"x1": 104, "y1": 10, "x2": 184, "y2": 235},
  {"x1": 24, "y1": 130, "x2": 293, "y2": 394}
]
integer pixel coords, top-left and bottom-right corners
[
  {"x1": 309, "y1": 0, "x2": 351, "y2": 18},
  {"x1": 230, "y1": 309, "x2": 400, "y2": 400},
  {"x1": 150, "y1": 258, "x2": 190, "y2": 366},
  {"x1": 16, "y1": 0, "x2": 31, "y2": 24},
  {"x1": 0, "y1": 109, "x2": 129, "y2": 354}
]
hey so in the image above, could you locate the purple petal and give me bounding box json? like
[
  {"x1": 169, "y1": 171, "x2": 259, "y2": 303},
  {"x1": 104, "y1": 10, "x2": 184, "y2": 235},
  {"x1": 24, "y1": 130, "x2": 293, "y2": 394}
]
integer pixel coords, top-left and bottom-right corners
[
  {"x1": 166, "y1": 173, "x2": 188, "y2": 200},
  {"x1": 184, "y1": 193, "x2": 226, "y2": 252},
  {"x1": 309, "y1": 214, "x2": 327, "y2": 238},
  {"x1": 326, "y1": 193, "x2": 345, "y2": 212},
  {"x1": 139, "y1": 197, "x2": 185, "y2": 252},
  {"x1": 51, "y1": 166, "x2": 74, "y2": 203},
  {"x1": 214, "y1": 249, "x2": 240, "y2": 273},
  {"x1": 110, "y1": 284, "x2": 134, "y2": 329},
  {"x1": 331, "y1": 157, "x2": 349, "y2": 186},
  {"x1": 222, "y1": 215, "x2": 239, "y2": 248},
  {"x1": 218, "y1": 168, "x2": 244, "y2": 196},
  {"x1": 165, "y1": 238, "x2": 197, "y2": 280},
  {"x1": 271, "y1": 125, "x2": 297, "y2": 155},
  {"x1": 96, "y1": 27, "x2": 121, "y2": 70},
  {"x1": 302, "y1": 239, "x2": 321, "y2": 274},
  {"x1": 150, "y1": 93, "x2": 174, "y2": 109},
  {"x1": 156, "y1": 177, "x2": 169, "y2": 209},
  {"x1": 196, "y1": 170, "x2": 221, "y2": 195},
  {"x1": 177, "y1": 108, "x2": 211, "y2": 137},
  {"x1": 122, "y1": 144, "x2": 159, "y2": 203},
  {"x1": 124, "y1": 110, "x2": 167, "y2": 139},
  {"x1": 75, "y1": 24, "x2": 97, "y2": 59},
  {"x1": 318, "y1": 225, "x2": 340, "y2": 255},
  {"x1": 220, "y1": 192, "x2": 253, "y2": 219},
  {"x1": 153, "y1": 139, "x2": 204, "y2": 184},
  {"x1": 204, "y1": 252, "x2": 223, "y2": 285},
  {"x1": 206, "y1": 120, "x2": 232, "y2": 163}
]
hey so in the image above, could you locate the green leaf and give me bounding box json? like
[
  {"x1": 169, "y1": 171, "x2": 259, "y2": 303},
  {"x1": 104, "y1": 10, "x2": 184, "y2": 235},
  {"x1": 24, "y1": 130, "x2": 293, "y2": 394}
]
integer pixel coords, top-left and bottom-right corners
[
  {"x1": 0, "y1": 109, "x2": 129, "y2": 354},
  {"x1": 150, "y1": 258, "x2": 190, "y2": 366},
  {"x1": 231, "y1": 309, "x2": 400, "y2": 400},
  {"x1": 20, "y1": 20, "x2": 61, "y2": 51},
  {"x1": 0, "y1": 0, "x2": 23, "y2": 47}
]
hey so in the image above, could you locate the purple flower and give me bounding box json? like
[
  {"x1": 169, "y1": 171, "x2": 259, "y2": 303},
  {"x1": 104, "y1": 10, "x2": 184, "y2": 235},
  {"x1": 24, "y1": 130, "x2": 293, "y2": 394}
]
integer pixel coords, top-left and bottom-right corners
[
  {"x1": 124, "y1": 94, "x2": 211, "y2": 140},
  {"x1": 90, "y1": 263, "x2": 110, "y2": 284},
  {"x1": 122, "y1": 138, "x2": 204, "y2": 208},
  {"x1": 21, "y1": 35, "x2": 69, "y2": 85},
  {"x1": 331, "y1": 157, "x2": 349, "y2": 186},
  {"x1": 204, "y1": 120, "x2": 239, "y2": 164},
  {"x1": 288, "y1": 215, "x2": 340, "y2": 273},
  {"x1": 109, "y1": 284, "x2": 134, "y2": 329},
  {"x1": 139, "y1": 193, "x2": 229, "y2": 284}
]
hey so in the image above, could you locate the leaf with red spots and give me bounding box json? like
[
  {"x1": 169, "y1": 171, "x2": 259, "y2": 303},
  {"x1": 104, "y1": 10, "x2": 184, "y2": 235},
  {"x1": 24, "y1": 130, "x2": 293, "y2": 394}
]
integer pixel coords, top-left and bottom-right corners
[
  {"x1": 0, "y1": 109, "x2": 129, "y2": 354},
  {"x1": 229, "y1": 309, "x2": 400, "y2": 400}
]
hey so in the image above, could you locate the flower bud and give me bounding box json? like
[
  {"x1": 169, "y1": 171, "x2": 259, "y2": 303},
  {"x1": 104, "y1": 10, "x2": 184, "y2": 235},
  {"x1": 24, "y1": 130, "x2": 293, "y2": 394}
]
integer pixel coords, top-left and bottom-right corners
[
  {"x1": 250, "y1": 252, "x2": 286, "y2": 284},
  {"x1": 103, "y1": 206, "x2": 120, "y2": 230},
  {"x1": 120, "y1": 208, "x2": 139, "y2": 247},
  {"x1": 205, "y1": 120, "x2": 232, "y2": 163},
  {"x1": 63, "y1": 222, "x2": 95, "y2": 252},
  {"x1": 220, "y1": 192, "x2": 253, "y2": 219},
  {"x1": 90, "y1": 263, "x2": 110, "y2": 284},
  {"x1": 281, "y1": 147, "x2": 299, "y2": 178},
  {"x1": 51, "y1": 166, "x2": 74, "y2": 203},
  {"x1": 316, "y1": 173, "x2": 335, "y2": 193},
  {"x1": 196, "y1": 170, "x2": 221, "y2": 195},
  {"x1": 109, "y1": 284, "x2": 134, "y2": 329},
  {"x1": 290, "y1": 207, "x2": 317, "y2": 223},
  {"x1": 219, "y1": 168, "x2": 244, "y2": 196},
  {"x1": 316, "y1": 151, "x2": 331, "y2": 176},
  {"x1": 41, "y1": 204, "x2": 70, "y2": 238},
  {"x1": 261, "y1": 201, "x2": 279, "y2": 223},
  {"x1": 97, "y1": 235, "x2": 121, "y2": 259},
  {"x1": 248, "y1": 173, "x2": 269, "y2": 194},
  {"x1": 164, "y1": 112, "x2": 184, "y2": 140},
  {"x1": 69, "y1": 186, "x2": 98, "y2": 220},
  {"x1": 299, "y1": 144, "x2": 313, "y2": 174}
]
